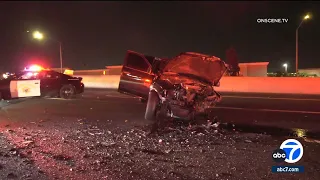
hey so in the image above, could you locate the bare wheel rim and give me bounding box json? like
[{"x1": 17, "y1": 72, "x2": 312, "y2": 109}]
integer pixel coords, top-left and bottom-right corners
[{"x1": 62, "y1": 87, "x2": 74, "y2": 98}]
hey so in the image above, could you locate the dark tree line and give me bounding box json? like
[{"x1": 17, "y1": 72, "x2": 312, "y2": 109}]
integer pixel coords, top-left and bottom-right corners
[{"x1": 225, "y1": 47, "x2": 240, "y2": 76}]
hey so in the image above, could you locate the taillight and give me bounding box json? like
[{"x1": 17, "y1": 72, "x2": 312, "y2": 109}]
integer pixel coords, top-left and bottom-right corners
[
  {"x1": 143, "y1": 79, "x2": 151, "y2": 86},
  {"x1": 144, "y1": 79, "x2": 151, "y2": 83}
]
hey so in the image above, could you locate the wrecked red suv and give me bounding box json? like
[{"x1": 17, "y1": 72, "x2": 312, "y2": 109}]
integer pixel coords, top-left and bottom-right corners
[{"x1": 118, "y1": 50, "x2": 227, "y2": 121}]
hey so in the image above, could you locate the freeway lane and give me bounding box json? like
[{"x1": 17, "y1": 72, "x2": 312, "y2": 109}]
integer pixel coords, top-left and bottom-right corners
[
  {"x1": 220, "y1": 92, "x2": 320, "y2": 100},
  {"x1": 82, "y1": 89, "x2": 320, "y2": 132},
  {"x1": 219, "y1": 94, "x2": 320, "y2": 112},
  {"x1": 2, "y1": 89, "x2": 319, "y2": 135},
  {"x1": 214, "y1": 92, "x2": 320, "y2": 132}
]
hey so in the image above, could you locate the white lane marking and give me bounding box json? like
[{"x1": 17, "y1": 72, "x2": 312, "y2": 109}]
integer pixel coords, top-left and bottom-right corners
[
  {"x1": 104, "y1": 95, "x2": 136, "y2": 99},
  {"x1": 45, "y1": 98, "x2": 74, "y2": 101},
  {"x1": 215, "y1": 106, "x2": 320, "y2": 114},
  {"x1": 73, "y1": 98, "x2": 143, "y2": 104},
  {"x1": 223, "y1": 95, "x2": 320, "y2": 102},
  {"x1": 80, "y1": 95, "x2": 136, "y2": 99},
  {"x1": 86, "y1": 91, "x2": 320, "y2": 101},
  {"x1": 44, "y1": 97, "x2": 142, "y2": 105}
]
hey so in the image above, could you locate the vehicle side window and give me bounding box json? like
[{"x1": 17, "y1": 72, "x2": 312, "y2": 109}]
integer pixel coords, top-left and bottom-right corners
[
  {"x1": 18, "y1": 72, "x2": 40, "y2": 80},
  {"x1": 125, "y1": 53, "x2": 150, "y2": 72},
  {"x1": 145, "y1": 56, "x2": 155, "y2": 65},
  {"x1": 40, "y1": 71, "x2": 60, "y2": 79}
]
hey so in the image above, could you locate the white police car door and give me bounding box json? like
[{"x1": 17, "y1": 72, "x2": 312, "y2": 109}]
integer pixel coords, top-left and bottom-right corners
[{"x1": 9, "y1": 73, "x2": 41, "y2": 98}]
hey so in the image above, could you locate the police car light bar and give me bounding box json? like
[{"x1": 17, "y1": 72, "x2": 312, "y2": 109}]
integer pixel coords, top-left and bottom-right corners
[{"x1": 24, "y1": 65, "x2": 44, "y2": 72}]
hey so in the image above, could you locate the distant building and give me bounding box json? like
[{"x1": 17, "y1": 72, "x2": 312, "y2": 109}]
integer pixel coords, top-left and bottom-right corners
[
  {"x1": 298, "y1": 68, "x2": 320, "y2": 77},
  {"x1": 225, "y1": 62, "x2": 269, "y2": 77}
]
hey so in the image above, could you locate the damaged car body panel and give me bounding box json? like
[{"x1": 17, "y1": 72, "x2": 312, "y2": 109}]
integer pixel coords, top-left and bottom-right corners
[
  {"x1": 118, "y1": 50, "x2": 165, "y2": 100},
  {"x1": 118, "y1": 50, "x2": 227, "y2": 121},
  {"x1": 162, "y1": 52, "x2": 226, "y2": 86}
]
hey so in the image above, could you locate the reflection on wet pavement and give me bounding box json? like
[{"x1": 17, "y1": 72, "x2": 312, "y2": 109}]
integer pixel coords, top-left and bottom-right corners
[{"x1": 220, "y1": 123, "x2": 320, "y2": 141}]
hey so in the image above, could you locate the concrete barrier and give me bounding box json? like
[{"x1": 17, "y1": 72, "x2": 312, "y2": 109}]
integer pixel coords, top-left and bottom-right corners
[
  {"x1": 78, "y1": 75, "x2": 120, "y2": 89},
  {"x1": 215, "y1": 77, "x2": 320, "y2": 94},
  {"x1": 76, "y1": 75, "x2": 320, "y2": 95}
]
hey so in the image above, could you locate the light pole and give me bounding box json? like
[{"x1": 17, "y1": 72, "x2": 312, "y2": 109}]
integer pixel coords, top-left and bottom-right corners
[
  {"x1": 32, "y1": 31, "x2": 63, "y2": 73},
  {"x1": 296, "y1": 14, "x2": 310, "y2": 73},
  {"x1": 283, "y1": 63, "x2": 288, "y2": 73}
]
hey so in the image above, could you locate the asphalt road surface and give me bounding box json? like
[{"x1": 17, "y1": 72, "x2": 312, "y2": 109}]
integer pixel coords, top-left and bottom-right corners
[
  {"x1": 82, "y1": 89, "x2": 320, "y2": 133},
  {"x1": 0, "y1": 89, "x2": 319, "y2": 180}
]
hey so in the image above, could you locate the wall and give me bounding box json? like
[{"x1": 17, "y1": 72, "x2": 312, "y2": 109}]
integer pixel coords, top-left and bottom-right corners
[
  {"x1": 80, "y1": 75, "x2": 120, "y2": 89},
  {"x1": 73, "y1": 69, "x2": 107, "y2": 75},
  {"x1": 78, "y1": 75, "x2": 320, "y2": 95},
  {"x1": 215, "y1": 77, "x2": 320, "y2": 94},
  {"x1": 58, "y1": 67, "x2": 123, "y2": 76},
  {"x1": 107, "y1": 68, "x2": 122, "y2": 75}
]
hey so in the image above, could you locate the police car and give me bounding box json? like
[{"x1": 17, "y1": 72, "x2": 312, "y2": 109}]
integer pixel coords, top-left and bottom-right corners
[{"x1": 0, "y1": 65, "x2": 84, "y2": 100}]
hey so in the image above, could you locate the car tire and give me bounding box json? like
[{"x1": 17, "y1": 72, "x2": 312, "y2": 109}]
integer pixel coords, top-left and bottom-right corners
[
  {"x1": 145, "y1": 91, "x2": 160, "y2": 121},
  {"x1": 59, "y1": 84, "x2": 75, "y2": 99},
  {"x1": 0, "y1": 92, "x2": 9, "y2": 100}
]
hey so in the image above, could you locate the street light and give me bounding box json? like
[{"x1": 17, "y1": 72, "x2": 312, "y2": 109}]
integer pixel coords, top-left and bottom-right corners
[
  {"x1": 283, "y1": 63, "x2": 288, "y2": 73},
  {"x1": 296, "y1": 14, "x2": 311, "y2": 73},
  {"x1": 33, "y1": 31, "x2": 43, "y2": 40},
  {"x1": 30, "y1": 31, "x2": 63, "y2": 73}
]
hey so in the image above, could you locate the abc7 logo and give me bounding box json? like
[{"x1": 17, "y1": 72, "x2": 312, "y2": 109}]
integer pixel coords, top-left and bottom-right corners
[
  {"x1": 272, "y1": 149, "x2": 287, "y2": 162},
  {"x1": 273, "y1": 139, "x2": 304, "y2": 163}
]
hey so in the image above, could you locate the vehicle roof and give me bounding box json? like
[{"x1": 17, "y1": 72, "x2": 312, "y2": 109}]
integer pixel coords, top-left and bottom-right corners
[
  {"x1": 177, "y1": 52, "x2": 221, "y2": 61},
  {"x1": 127, "y1": 49, "x2": 220, "y2": 62},
  {"x1": 181, "y1": 52, "x2": 211, "y2": 57}
]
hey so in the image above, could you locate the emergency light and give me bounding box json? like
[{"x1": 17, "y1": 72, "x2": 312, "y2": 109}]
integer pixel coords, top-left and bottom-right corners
[{"x1": 24, "y1": 65, "x2": 45, "y2": 72}]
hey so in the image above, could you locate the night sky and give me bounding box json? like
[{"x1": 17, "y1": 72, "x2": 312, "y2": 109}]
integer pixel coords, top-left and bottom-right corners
[{"x1": 1, "y1": 1, "x2": 319, "y2": 72}]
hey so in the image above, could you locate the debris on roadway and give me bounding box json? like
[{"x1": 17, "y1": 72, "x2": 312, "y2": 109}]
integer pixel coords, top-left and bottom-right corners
[
  {"x1": 0, "y1": 97, "x2": 319, "y2": 180},
  {"x1": 0, "y1": 117, "x2": 319, "y2": 180}
]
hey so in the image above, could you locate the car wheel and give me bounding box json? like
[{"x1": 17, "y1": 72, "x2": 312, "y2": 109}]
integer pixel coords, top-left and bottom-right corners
[
  {"x1": 59, "y1": 84, "x2": 75, "y2": 99},
  {"x1": 0, "y1": 92, "x2": 9, "y2": 100},
  {"x1": 145, "y1": 91, "x2": 160, "y2": 121}
]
